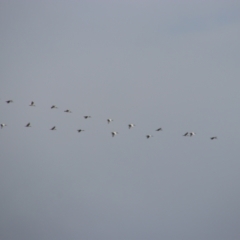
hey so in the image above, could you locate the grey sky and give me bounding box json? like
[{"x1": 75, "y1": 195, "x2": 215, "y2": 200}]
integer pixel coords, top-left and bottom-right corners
[{"x1": 1, "y1": 1, "x2": 240, "y2": 239}]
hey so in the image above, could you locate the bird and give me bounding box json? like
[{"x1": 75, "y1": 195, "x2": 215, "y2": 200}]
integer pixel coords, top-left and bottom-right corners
[
  {"x1": 156, "y1": 128, "x2": 162, "y2": 131},
  {"x1": 210, "y1": 136, "x2": 217, "y2": 140},
  {"x1": 128, "y1": 124, "x2": 135, "y2": 129},
  {"x1": 64, "y1": 109, "x2": 72, "y2": 113},
  {"x1": 29, "y1": 101, "x2": 35, "y2": 106},
  {"x1": 146, "y1": 135, "x2": 153, "y2": 139},
  {"x1": 25, "y1": 122, "x2": 31, "y2": 127},
  {"x1": 84, "y1": 116, "x2": 91, "y2": 119},
  {"x1": 111, "y1": 131, "x2": 118, "y2": 137},
  {"x1": 0, "y1": 123, "x2": 7, "y2": 129},
  {"x1": 189, "y1": 132, "x2": 196, "y2": 137},
  {"x1": 183, "y1": 132, "x2": 189, "y2": 136},
  {"x1": 77, "y1": 129, "x2": 84, "y2": 133},
  {"x1": 6, "y1": 100, "x2": 13, "y2": 104},
  {"x1": 107, "y1": 119, "x2": 113, "y2": 124},
  {"x1": 51, "y1": 105, "x2": 58, "y2": 109},
  {"x1": 50, "y1": 126, "x2": 56, "y2": 130}
]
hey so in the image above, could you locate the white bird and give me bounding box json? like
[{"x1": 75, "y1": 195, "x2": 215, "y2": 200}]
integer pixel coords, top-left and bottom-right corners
[
  {"x1": 146, "y1": 135, "x2": 153, "y2": 139},
  {"x1": 107, "y1": 119, "x2": 113, "y2": 124},
  {"x1": 25, "y1": 122, "x2": 31, "y2": 127},
  {"x1": 189, "y1": 132, "x2": 196, "y2": 137},
  {"x1": 156, "y1": 128, "x2": 162, "y2": 131},
  {"x1": 29, "y1": 101, "x2": 35, "y2": 106},
  {"x1": 111, "y1": 131, "x2": 118, "y2": 137},
  {"x1": 50, "y1": 126, "x2": 56, "y2": 130},
  {"x1": 210, "y1": 136, "x2": 217, "y2": 140},
  {"x1": 84, "y1": 116, "x2": 91, "y2": 119},
  {"x1": 64, "y1": 109, "x2": 72, "y2": 113},
  {"x1": 77, "y1": 129, "x2": 84, "y2": 133},
  {"x1": 6, "y1": 100, "x2": 13, "y2": 104},
  {"x1": 51, "y1": 105, "x2": 58, "y2": 109},
  {"x1": 183, "y1": 132, "x2": 189, "y2": 136},
  {"x1": 0, "y1": 123, "x2": 7, "y2": 129},
  {"x1": 128, "y1": 124, "x2": 136, "y2": 129}
]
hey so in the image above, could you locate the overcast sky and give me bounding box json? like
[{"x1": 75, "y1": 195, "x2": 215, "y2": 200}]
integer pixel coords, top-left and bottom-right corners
[{"x1": 1, "y1": 0, "x2": 240, "y2": 239}]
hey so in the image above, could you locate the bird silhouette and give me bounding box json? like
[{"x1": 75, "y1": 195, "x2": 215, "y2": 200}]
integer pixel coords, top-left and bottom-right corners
[
  {"x1": 210, "y1": 136, "x2": 217, "y2": 140},
  {"x1": 77, "y1": 129, "x2": 85, "y2": 133},
  {"x1": 146, "y1": 135, "x2": 153, "y2": 139},
  {"x1": 64, "y1": 109, "x2": 72, "y2": 113},
  {"x1": 29, "y1": 101, "x2": 35, "y2": 106},
  {"x1": 25, "y1": 122, "x2": 31, "y2": 127},
  {"x1": 51, "y1": 105, "x2": 58, "y2": 109}
]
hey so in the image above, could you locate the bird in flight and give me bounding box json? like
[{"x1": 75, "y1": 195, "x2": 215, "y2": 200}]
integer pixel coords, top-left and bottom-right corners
[
  {"x1": 64, "y1": 109, "x2": 72, "y2": 113},
  {"x1": 156, "y1": 128, "x2": 162, "y2": 131},
  {"x1": 146, "y1": 135, "x2": 153, "y2": 139},
  {"x1": 6, "y1": 100, "x2": 13, "y2": 104},
  {"x1": 77, "y1": 129, "x2": 84, "y2": 133},
  {"x1": 51, "y1": 105, "x2": 58, "y2": 109},
  {"x1": 189, "y1": 132, "x2": 196, "y2": 137},
  {"x1": 25, "y1": 122, "x2": 31, "y2": 127},
  {"x1": 111, "y1": 131, "x2": 118, "y2": 137},
  {"x1": 128, "y1": 124, "x2": 136, "y2": 129},
  {"x1": 84, "y1": 116, "x2": 91, "y2": 119},
  {"x1": 183, "y1": 132, "x2": 189, "y2": 136},
  {"x1": 1, "y1": 123, "x2": 7, "y2": 129},
  {"x1": 210, "y1": 136, "x2": 217, "y2": 140},
  {"x1": 50, "y1": 126, "x2": 56, "y2": 130},
  {"x1": 29, "y1": 101, "x2": 35, "y2": 107},
  {"x1": 107, "y1": 119, "x2": 113, "y2": 124}
]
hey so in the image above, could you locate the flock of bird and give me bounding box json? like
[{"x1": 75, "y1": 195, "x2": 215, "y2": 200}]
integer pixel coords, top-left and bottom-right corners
[{"x1": 1, "y1": 100, "x2": 218, "y2": 140}]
